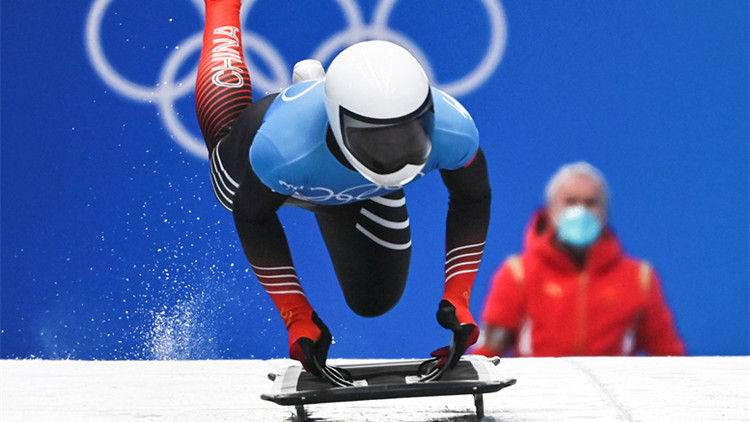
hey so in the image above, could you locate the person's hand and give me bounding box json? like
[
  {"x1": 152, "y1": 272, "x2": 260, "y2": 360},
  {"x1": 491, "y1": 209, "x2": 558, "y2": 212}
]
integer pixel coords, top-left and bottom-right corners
[
  {"x1": 431, "y1": 299, "x2": 479, "y2": 368},
  {"x1": 288, "y1": 312, "x2": 332, "y2": 376}
]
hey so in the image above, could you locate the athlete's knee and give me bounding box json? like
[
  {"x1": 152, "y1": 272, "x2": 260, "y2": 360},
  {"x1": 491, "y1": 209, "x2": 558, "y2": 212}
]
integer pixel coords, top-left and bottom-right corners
[
  {"x1": 341, "y1": 279, "x2": 406, "y2": 317},
  {"x1": 346, "y1": 296, "x2": 399, "y2": 318}
]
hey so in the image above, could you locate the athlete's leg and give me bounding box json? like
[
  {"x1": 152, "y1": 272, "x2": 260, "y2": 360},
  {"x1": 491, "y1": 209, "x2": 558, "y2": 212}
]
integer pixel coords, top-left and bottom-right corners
[
  {"x1": 195, "y1": 0, "x2": 253, "y2": 152},
  {"x1": 314, "y1": 190, "x2": 412, "y2": 317}
]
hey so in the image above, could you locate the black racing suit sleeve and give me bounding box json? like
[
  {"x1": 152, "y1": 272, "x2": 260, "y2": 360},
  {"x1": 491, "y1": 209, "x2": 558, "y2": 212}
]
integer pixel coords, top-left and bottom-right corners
[
  {"x1": 232, "y1": 161, "x2": 324, "y2": 365},
  {"x1": 439, "y1": 147, "x2": 491, "y2": 250},
  {"x1": 434, "y1": 147, "x2": 490, "y2": 363},
  {"x1": 231, "y1": 165, "x2": 293, "y2": 268}
]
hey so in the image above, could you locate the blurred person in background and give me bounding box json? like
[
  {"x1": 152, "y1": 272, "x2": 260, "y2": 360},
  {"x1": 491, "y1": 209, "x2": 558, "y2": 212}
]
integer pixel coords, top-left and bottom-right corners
[{"x1": 473, "y1": 161, "x2": 685, "y2": 357}]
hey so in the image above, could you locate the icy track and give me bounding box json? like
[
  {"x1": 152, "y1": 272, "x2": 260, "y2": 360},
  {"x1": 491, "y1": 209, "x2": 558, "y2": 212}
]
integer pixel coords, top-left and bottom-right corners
[{"x1": 2, "y1": 356, "x2": 748, "y2": 421}]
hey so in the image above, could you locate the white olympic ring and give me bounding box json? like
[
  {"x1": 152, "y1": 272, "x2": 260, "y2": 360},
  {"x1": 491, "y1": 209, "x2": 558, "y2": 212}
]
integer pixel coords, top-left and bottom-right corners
[{"x1": 85, "y1": 0, "x2": 507, "y2": 160}]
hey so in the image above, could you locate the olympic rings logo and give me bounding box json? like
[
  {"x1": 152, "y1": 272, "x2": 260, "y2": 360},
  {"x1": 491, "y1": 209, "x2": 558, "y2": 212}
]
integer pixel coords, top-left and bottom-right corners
[{"x1": 85, "y1": 0, "x2": 507, "y2": 160}]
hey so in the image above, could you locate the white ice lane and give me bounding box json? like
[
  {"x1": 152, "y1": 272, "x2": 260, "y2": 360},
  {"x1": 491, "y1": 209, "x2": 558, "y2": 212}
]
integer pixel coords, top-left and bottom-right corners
[{"x1": 2, "y1": 356, "x2": 749, "y2": 422}]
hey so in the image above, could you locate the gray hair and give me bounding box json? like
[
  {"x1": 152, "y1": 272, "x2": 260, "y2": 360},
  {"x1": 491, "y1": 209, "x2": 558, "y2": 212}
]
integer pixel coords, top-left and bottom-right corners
[{"x1": 544, "y1": 161, "x2": 610, "y2": 207}]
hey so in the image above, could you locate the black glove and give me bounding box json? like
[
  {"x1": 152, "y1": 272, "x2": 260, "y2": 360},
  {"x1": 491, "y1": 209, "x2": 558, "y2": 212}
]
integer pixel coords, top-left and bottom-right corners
[
  {"x1": 288, "y1": 312, "x2": 332, "y2": 377},
  {"x1": 431, "y1": 300, "x2": 479, "y2": 369}
]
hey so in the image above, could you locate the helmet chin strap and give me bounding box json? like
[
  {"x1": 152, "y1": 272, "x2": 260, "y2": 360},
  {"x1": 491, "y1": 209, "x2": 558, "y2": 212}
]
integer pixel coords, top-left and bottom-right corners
[{"x1": 358, "y1": 163, "x2": 424, "y2": 188}]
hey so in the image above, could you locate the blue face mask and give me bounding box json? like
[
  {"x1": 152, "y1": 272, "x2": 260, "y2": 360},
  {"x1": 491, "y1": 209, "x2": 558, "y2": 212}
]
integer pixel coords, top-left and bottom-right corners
[{"x1": 555, "y1": 205, "x2": 602, "y2": 248}]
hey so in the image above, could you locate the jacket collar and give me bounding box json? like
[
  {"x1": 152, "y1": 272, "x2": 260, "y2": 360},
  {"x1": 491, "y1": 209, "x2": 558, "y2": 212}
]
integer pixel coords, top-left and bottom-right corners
[{"x1": 524, "y1": 208, "x2": 623, "y2": 274}]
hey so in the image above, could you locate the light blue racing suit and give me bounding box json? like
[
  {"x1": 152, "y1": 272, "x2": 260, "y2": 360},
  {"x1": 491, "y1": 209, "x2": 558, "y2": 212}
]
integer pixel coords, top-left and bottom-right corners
[{"x1": 209, "y1": 78, "x2": 490, "y2": 318}]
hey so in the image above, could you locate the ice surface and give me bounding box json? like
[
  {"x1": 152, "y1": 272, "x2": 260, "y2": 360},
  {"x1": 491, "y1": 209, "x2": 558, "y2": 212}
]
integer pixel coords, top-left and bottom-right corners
[{"x1": 2, "y1": 356, "x2": 748, "y2": 421}]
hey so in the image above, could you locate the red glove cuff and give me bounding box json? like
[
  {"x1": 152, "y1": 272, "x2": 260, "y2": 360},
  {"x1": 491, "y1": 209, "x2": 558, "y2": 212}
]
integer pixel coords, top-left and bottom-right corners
[
  {"x1": 284, "y1": 306, "x2": 322, "y2": 348},
  {"x1": 443, "y1": 271, "x2": 477, "y2": 327}
]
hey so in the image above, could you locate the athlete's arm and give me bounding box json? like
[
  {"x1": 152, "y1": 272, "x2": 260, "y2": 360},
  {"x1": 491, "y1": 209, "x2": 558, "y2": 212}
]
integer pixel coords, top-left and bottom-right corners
[
  {"x1": 439, "y1": 147, "x2": 491, "y2": 319},
  {"x1": 232, "y1": 166, "x2": 330, "y2": 374},
  {"x1": 431, "y1": 147, "x2": 491, "y2": 366}
]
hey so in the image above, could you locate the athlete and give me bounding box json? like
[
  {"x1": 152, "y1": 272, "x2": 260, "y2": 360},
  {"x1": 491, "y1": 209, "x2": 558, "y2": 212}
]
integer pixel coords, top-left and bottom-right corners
[{"x1": 195, "y1": 0, "x2": 491, "y2": 376}]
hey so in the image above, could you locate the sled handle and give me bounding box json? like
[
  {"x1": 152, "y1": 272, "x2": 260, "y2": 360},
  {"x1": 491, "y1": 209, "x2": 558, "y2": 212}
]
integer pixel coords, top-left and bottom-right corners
[
  {"x1": 418, "y1": 357, "x2": 451, "y2": 382},
  {"x1": 314, "y1": 359, "x2": 354, "y2": 387},
  {"x1": 419, "y1": 328, "x2": 463, "y2": 382}
]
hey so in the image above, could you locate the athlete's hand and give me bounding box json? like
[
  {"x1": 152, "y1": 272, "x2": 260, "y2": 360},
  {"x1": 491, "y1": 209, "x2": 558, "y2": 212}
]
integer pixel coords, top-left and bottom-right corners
[
  {"x1": 431, "y1": 300, "x2": 479, "y2": 368},
  {"x1": 288, "y1": 312, "x2": 332, "y2": 377}
]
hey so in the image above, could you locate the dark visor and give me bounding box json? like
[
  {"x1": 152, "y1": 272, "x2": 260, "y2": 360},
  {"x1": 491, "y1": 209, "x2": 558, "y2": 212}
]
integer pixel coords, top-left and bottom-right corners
[{"x1": 340, "y1": 93, "x2": 434, "y2": 175}]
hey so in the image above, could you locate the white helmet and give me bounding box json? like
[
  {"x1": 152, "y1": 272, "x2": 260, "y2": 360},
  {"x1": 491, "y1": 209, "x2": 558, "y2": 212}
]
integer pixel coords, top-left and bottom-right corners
[{"x1": 324, "y1": 40, "x2": 434, "y2": 187}]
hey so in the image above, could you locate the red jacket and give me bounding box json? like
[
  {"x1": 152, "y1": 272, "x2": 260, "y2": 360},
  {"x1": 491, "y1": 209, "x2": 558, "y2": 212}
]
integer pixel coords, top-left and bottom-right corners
[{"x1": 477, "y1": 210, "x2": 686, "y2": 357}]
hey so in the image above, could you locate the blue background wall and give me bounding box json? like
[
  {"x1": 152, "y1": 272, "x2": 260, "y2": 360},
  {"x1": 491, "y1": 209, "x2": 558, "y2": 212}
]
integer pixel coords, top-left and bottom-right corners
[{"x1": 2, "y1": 1, "x2": 748, "y2": 359}]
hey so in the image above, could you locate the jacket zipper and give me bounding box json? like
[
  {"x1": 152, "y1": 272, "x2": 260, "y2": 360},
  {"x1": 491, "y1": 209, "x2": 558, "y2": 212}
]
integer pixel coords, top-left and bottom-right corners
[{"x1": 575, "y1": 271, "x2": 589, "y2": 355}]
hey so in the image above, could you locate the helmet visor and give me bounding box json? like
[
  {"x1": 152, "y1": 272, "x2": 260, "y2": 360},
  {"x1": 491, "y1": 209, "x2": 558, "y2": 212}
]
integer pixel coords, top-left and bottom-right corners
[{"x1": 340, "y1": 93, "x2": 434, "y2": 175}]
